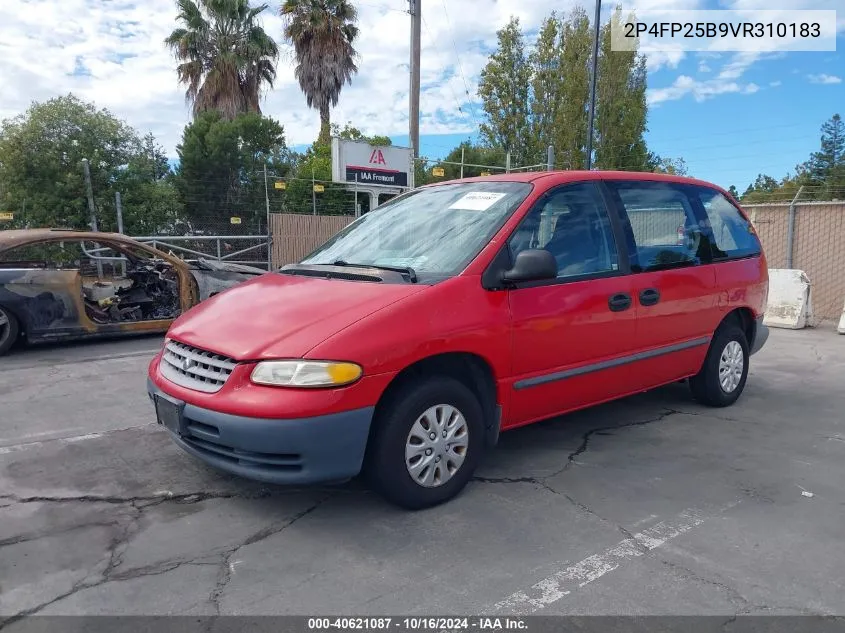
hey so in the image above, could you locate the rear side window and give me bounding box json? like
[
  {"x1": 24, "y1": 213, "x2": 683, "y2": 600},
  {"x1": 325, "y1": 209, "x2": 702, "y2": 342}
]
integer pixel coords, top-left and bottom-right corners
[
  {"x1": 693, "y1": 187, "x2": 761, "y2": 260},
  {"x1": 608, "y1": 182, "x2": 709, "y2": 272}
]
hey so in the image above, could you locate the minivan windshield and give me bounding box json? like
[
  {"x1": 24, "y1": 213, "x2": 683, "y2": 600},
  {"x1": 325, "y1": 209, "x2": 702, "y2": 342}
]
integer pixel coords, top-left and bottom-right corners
[{"x1": 298, "y1": 181, "x2": 533, "y2": 281}]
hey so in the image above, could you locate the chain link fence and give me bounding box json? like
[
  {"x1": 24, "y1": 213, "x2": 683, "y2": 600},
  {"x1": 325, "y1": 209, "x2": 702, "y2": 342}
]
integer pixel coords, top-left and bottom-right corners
[{"x1": 746, "y1": 198, "x2": 845, "y2": 325}]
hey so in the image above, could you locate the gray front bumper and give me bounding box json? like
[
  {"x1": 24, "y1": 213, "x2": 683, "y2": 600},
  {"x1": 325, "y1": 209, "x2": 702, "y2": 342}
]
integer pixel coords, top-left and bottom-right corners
[{"x1": 147, "y1": 378, "x2": 374, "y2": 485}]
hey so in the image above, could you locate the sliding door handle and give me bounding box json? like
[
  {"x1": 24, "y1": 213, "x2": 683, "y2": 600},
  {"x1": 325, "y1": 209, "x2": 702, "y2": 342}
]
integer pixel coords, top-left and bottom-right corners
[
  {"x1": 608, "y1": 293, "x2": 632, "y2": 312},
  {"x1": 639, "y1": 288, "x2": 660, "y2": 306}
]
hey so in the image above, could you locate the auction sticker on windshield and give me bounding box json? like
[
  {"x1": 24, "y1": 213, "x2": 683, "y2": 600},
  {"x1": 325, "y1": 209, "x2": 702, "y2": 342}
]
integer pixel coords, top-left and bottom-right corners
[{"x1": 449, "y1": 192, "x2": 507, "y2": 211}]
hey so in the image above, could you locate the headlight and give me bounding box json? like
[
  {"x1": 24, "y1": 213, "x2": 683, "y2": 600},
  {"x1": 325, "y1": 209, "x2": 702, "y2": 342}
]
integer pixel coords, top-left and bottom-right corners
[{"x1": 250, "y1": 360, "x2": 363, "y2": 388}]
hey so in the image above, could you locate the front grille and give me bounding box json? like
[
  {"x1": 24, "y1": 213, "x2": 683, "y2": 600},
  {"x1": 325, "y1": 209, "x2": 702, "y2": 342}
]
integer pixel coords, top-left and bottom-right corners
[{"x1": 160, "y1": 340, "x2": 236, "y2": 393}]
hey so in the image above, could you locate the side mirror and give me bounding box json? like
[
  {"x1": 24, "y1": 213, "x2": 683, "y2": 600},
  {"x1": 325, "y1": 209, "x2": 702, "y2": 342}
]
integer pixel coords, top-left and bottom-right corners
[{"x1": 502, "y1": 249, "x2": 558, "y2": 284}]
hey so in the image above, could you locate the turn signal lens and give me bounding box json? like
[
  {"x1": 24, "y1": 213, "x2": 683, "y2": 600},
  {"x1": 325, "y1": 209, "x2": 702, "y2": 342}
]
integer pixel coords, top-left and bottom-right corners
[{"x1": 250, "y1": 360, "x2": 363, "y2": 388}]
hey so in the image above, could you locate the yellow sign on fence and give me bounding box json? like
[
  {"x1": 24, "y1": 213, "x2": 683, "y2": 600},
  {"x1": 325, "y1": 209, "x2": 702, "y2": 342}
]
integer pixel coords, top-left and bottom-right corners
[
  {"x1": 0, "y1": 212, "x2": 13, "y2": 221},
  {"x1": 274, "y1": 181, "x2": 286, "y2": 190},
  {"x1": 480, "y1": 171, "x2": 491, "y2": 177},
  {"x1": 230, "y1": 216, "x2": 242, "y2": 225},
  {"x1": 313, "y1": 184, "x2": 325, "y2": 193},
  {"x1": 432, "y1": 167, "x2": 445, "y2": 177}
]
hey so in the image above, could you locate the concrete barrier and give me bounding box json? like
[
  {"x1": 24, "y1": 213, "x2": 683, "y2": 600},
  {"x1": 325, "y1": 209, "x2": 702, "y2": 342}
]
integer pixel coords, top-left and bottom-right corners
[{"x1": 764, "y1": 269, "x2": 813, "y2": 330}]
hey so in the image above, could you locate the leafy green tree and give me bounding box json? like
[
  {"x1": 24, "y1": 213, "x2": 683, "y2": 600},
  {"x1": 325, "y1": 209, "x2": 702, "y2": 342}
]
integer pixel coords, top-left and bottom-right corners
[
  {"x1": 331, "y1": 122, "x2": 391, "y2": 146},
  {"x1": 554, "y1": 7, "x2": 592, "y2": 170},
  {"x1": 741, "y1": 174, "x2": 781, "y2": 203},
  {"x1": 804, "y1": 114, "x2": 845, "y2": 199},
  {"x1": 479, "y1": 7, "x2": 650, "y2": 172},
  {"x1": 478, "y1": 17, "x2": 535, "y2": 167},
  {"x1": 0, "y1": 94, "x2": 147, "y2": 230},
  {"x1": 530, "y1": 14, "x2": 563, "y2": 157},
  {"x1": 594, "y1": 8, "x2": 649, "y2": 171},
  {"x1": 174, "y1": 110, "x2": 291, "y2": 232},
  {"x1": 421, "y1": 141, "x2": 507, "y2": 185},
  {"x1": 808, "y1": 114, "x2": 844, "y2": 179},
  {"x1": 647, "y1": 153, "x2": 688, "y2": 176},
  {"x1": 105, "y1": 134, "x2": 182, "y2": 235},
  {"x1": 165, "y1": 0, "x2": 279, "y2": 120},
  {"x1": 282, "y1": 0, "x2": 360, "y2": 145},
  {"x1": 727, "y1": 185, "x2": 740, "y2": 200}
]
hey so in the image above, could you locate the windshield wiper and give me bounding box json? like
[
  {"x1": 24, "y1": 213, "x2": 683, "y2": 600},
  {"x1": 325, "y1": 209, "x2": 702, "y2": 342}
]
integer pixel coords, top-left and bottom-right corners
[{"x1": 331, "y1": 260, "x2": 418, "y2": 283}]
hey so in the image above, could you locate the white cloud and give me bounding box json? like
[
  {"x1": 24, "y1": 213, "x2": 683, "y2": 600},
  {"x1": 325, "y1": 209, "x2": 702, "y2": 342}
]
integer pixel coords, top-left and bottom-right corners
[
  {"x1": 0, "y1": 0, "x2": 805, "y2": 156},
  {"x1": 717, "y1": 52, "x2": 763, "y2": 80},
  {"x1": 698, "y1": 62, "x2": 711, "y2": 73},
  {"x1": 648, "y1": 76, "x2": 760, "y2": 105},
  {"x1": 645, "y1": 50, "x2": 686, "y2": 73},
  {"x1": 648, "y1": 51, "x2": 764, "y2": 105},
  {"x1": 0, "y1": 0, "x2": 586, "y2": 155},
  {"x1": 808, "y1": 74, "x2": 842, "y2": 84},
  {"x1": 770, "y1": 80, "x2": 782, "y2": 87}
]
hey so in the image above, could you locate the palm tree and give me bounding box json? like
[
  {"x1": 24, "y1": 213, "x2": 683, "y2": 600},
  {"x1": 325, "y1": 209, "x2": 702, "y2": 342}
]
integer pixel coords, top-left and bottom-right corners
[
  {"x1": 281, "y1": 0, "x2": 359, "y2": 145},
  {"x1": 165, "y1": 0, "x2": 279, "y2": 120}
]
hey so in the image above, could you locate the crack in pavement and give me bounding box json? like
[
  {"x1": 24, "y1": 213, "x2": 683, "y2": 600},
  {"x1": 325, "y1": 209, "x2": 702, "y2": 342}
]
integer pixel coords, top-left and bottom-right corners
[
  {"x1": 471, "y1": 476, "x2": 560, "y2": 496},
  {"x1": 0, "y1": 520, "x2": 123, "y2": 549},
  {"x1": 559, "y1": 409, "x2": 681, "y2": 475},
  {"x1": 660, "y1": 559, "x2": 752, "y2": 608},
  {"x1": 472, "y1": 410, "x2": 684, "y2": 541},
  {"x1": 208, "y1": 496, "x2": 331, "y2": 615},
  {"x1": 1, "y1": 491, "x2": 253, "y2": 506},
  {"x1": 0, "y1": 491, "x2": 332, "y2": 625},
  {"x1": 473, "y1": 409, "x2": 678, "y2": 491}
]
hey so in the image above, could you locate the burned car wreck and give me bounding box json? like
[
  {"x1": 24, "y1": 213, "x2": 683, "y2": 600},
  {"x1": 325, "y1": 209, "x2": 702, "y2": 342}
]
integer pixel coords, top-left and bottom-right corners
[
  {"x1": 83, "y1": 259, "x2": 182, "y2": 324},
  {"x1": 0, "y1": 229, "x2": 265, "y2": 355}
]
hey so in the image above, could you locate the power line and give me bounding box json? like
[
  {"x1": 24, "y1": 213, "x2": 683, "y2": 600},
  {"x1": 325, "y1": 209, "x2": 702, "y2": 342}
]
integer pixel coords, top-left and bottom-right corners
[
  {"x1": 437, "y1": 0, "x2": 482, "y2": 128},
  {"x1": 419, "y1": 14, "x2": 471, "y2": 128}
]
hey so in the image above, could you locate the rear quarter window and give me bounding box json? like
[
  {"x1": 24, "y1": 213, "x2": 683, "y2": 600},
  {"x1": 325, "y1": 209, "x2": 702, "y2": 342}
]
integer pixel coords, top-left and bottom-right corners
[{"x1": 694, "y1": 187, "x2": 761, "y2": 260}]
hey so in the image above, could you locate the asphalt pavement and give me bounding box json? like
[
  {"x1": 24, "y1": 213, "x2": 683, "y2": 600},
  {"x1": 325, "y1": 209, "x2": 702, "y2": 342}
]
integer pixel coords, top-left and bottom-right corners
[{"x1": 1, "y1": 327, "x2": 844, "y2": 621}]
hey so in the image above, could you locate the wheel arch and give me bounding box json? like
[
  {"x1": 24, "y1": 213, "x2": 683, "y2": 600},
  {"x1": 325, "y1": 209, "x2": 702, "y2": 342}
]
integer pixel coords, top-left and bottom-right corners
[
  {"x1": 369, "y1": 351, "x2": 501, "y2": 450},
  {"x1": 0, "y1": 300, "x2": 26, "y2": 335},
  {"x1": 721, "y1": 307, "x2": 756, "y2": 346},
  {"x1": 0, "y1": 301, "x2": 24, "y2": 352}
]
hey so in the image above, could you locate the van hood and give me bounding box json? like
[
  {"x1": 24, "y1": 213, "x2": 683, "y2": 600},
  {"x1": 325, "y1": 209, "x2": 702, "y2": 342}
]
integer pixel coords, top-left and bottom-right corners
[{"x1": 167, "y1": 271, "x2": 428, "y2": 360}]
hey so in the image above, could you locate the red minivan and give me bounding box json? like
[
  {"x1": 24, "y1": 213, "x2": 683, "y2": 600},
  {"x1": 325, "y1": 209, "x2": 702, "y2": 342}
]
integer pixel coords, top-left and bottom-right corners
[{"x1": 147, "y1": 171, "x2": 769, "y2": 509}]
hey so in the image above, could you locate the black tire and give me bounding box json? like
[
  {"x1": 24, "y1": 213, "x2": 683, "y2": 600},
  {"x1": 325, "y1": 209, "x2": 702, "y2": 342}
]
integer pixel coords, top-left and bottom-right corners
[
  {"x1": 689, "y1": 323, "x2": 749, "y2": 407},
  {"x1": 366, "y1": 376, "x2": 485, "y2": 510},
  {"x1": 0, "y1": 306, "x2": 20, "y2": 356}
]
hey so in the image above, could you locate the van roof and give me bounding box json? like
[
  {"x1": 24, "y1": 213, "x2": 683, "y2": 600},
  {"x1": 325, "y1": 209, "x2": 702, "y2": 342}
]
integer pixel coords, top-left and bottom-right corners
[{"x1": 428, "y1": 169, "x2": 728, "y2": 192}]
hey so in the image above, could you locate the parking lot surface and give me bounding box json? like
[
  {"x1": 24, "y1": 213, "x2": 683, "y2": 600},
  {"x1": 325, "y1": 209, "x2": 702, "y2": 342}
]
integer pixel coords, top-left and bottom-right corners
[{"x1": 1, "y1": 328, "x2": 844, "y2": 620}]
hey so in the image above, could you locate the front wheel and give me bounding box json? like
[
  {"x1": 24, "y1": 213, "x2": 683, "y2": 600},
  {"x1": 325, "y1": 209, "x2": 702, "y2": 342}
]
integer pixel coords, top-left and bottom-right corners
[
  {"x1": 366, "y1": 376, "x2": 485, "y2": 510},
  {"x1": 689, "y1": 324, "x2": 749, "y2": 407}
]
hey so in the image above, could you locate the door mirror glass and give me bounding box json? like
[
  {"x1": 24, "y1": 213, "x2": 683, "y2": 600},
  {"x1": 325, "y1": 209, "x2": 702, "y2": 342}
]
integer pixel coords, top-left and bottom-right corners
[{"x1": 502, "y1": 249, "x2": 558, "y2": 283}]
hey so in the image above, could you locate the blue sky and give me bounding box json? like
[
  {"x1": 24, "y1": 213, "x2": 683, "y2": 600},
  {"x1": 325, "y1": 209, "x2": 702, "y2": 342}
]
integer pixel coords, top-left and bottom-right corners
[{"x1": 0, "y1": 0, "x2": 842, "y2": 193}]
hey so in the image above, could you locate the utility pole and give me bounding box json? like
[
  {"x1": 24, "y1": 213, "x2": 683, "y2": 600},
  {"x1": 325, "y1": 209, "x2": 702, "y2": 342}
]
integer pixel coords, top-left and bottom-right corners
[
  {"x1": 115, "y1": 191, "x2": 126, "y2": 276},
  {"x1": 263, "y1": 165, "x2": 272, "y2": 270},
  {"x1": 115, "y1": 191, "x2": 124, "y2": 234},
  {"x1": 585, "y1": 0, "x2": 601, "y2": 170},
  {"x1": 409, "y1": 0, "x2": 421, "y2": 158},
  {"x1": 81, "y1": 158, "x2": 103, "y2": 278},
  {"x1": 81, "y1": 158, "x2": 98, "y2": 231}
]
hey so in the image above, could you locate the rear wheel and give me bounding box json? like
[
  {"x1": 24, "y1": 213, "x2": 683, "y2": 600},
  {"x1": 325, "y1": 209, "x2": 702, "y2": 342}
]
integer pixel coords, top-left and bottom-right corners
[
  {"x1": 0, "y1": 306, "x2": 20, "y2": 356},
  {"x1": 689, "y1": 323, "x2": 749, "y2": 407},
  {"x1": 366, "y1": 376, "x2": 485, "y2": 510}
]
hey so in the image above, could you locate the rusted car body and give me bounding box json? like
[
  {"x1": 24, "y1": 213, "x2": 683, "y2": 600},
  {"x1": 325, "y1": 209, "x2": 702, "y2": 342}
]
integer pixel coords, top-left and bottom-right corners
[{"x1": 0, "y1": 229, "x2": 265, "y2": 355}]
